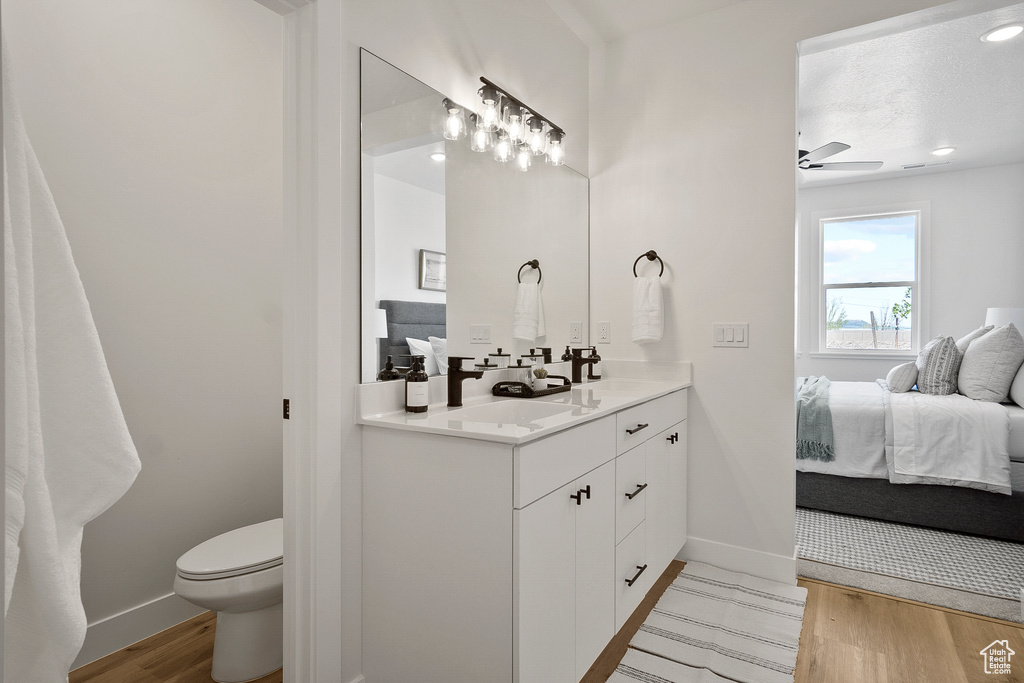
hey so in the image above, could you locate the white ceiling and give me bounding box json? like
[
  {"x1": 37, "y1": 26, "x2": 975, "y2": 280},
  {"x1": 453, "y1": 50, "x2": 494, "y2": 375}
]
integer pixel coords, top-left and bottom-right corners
[
  {"x1": 556, "y1": 0, "x2": 746, "y2": 43},
  {"x1": 799, "y1": 2, "x2": 1024, "y2": 187}
]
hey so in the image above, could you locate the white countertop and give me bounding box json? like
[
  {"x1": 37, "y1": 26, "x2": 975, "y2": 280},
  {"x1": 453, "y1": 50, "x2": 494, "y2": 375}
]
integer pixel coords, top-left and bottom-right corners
[{"x1": 357, "y1": 377, "x2": 690, "y2": 445}]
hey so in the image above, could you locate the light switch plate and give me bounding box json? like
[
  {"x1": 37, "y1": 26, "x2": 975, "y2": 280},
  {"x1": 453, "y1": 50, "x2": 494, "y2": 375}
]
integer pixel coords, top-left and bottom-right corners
[
  {"x1": 470, "y1": 324, "x2": 491, "y2": 344},
  {"x1": 713, "y1": 323, "x2": 749, "y2": 348},
  {"x1": 597, "y1": 321, "x2": 611, "y2": 343}
]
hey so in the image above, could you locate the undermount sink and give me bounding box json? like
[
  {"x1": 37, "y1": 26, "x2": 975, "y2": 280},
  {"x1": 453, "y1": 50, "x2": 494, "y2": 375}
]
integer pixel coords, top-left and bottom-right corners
[{"x1": 434, "y1": 400, "x2": 575, "y2": 426}]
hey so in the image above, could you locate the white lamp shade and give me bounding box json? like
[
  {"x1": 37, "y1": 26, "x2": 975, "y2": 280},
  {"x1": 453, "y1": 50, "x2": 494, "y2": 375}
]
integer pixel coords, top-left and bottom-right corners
[
  {"x1": 985, "y1": 307, "x2": 1024, "y2": 330},
  {"x1": 375, "y1": 309, "x2": 389, "y2": 338}
]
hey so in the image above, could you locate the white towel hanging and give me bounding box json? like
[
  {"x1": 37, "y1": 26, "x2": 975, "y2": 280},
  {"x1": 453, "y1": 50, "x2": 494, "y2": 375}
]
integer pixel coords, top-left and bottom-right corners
[
  {"x1": 632, "y1": 276, "x2": 664, "y2": 344},
  {"x1": 513, "y1": 282, "x2": 546, "y2": 342}
]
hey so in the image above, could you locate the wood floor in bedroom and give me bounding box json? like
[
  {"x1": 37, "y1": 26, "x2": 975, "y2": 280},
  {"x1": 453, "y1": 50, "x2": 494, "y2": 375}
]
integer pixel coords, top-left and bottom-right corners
[{"x1": 70, "y1": 568, "x2": 1023, "y2": 683}]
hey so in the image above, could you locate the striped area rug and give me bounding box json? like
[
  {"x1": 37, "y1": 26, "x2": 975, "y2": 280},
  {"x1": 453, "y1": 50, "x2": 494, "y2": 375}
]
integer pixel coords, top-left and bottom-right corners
[{"x1": 614, "y1": 562, "x2": 807, "y2": 683}]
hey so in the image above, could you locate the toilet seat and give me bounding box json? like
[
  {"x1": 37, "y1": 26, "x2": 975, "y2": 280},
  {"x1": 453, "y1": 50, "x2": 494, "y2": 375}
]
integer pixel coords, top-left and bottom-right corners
[{"x1": 177, "y1": 518, "x2": 283, "y2": 581}]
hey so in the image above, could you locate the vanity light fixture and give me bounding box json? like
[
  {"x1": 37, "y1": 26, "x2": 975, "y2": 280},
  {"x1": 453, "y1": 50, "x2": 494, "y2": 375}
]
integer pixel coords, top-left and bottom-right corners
[
  {"x1": 441, "y1": 77, "x2": 566, "y2": 171},
  {"x1": 931, "y1": 146, "x2": 956, "y2": 156},
  {"x1": 441, "y1": 98, "x2": 468, "y2": 141},
  {"x1": 981, "y1": 23, "x2": 1023, "y2": 42}
]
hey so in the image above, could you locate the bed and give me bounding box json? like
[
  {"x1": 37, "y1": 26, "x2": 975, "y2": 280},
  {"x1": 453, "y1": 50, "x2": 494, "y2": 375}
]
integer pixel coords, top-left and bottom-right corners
[
  {"x1": 796, "y1": 380, "x2": 1024, "y2": 542},
  {"x1": 796, "y1": 321, "x2": 1024, "y2": 543},
  {"x1": 377, "y1": 299, "x2": 446, "y2": 373}
]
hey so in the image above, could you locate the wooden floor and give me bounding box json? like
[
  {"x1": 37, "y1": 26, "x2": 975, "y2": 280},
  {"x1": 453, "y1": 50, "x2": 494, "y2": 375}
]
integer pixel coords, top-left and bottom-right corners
[
  {"x1": 69, "y1": 611, "x2": 282, "y2": 683},
  {"x1": 71, "y1": 570, "x2": 1024, "y2": 683},
  {"x1": 584, "y1": 561, "x2": 1024, "y2": 683}
]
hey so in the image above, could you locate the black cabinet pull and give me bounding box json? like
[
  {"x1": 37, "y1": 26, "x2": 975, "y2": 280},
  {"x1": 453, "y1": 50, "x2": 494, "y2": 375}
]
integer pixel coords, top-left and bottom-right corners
[
  {"x1": 570, "y1": 490, "x2": 582, "y2": 506},
  {"x1": 625, "y1": 483, "x2": 648, "y2": 500},
  {"x1": 581, "y1": 484, "x2": 591, "y2": 500},
  {"x1": 666, "y1": 432, "x2": 680, "y2": 444},
  {"x1": 625, "y1": 564, "x2": 648, "y2": 587},
  {"x1": 626, "y1": 423, "x2": 649, "y2": 435}
]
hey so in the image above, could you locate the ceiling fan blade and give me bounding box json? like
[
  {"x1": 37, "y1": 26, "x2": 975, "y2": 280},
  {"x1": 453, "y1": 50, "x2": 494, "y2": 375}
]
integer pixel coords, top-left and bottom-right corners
[
  {"x1": 799, "y1": 141, "x2": 851, "y2": 163},
  {"x1": 804, "y1": 161, "x2": 883, "y2": 171}
]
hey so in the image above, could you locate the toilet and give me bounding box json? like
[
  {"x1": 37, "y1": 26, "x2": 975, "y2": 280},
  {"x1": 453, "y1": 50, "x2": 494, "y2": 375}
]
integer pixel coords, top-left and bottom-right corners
[{"x1": 174, "y1": 518, "x2": 283, "y2": 683}]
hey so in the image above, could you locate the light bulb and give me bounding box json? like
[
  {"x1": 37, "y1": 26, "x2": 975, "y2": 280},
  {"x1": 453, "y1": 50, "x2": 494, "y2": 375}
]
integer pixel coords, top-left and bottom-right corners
[
  {"x1": 478, "y1": 86, "x2": 500, "y2": 132},
  {"x1": 981, "y1": 24, "x2": 1023, "y2": 42},
  {"x1": 526, "y1": 116, "x2": 547, "y2": 156},
  {"x1": 505, "y1": 106, "x2": 526, "y2": 145},
  {"x1": 441, "y1": 99, "x2": 467, "y2": 141},
  {"x1": 493, "y1": 130, "x2": 513, "y2": 163},
  {"x1": 545, "y1": 130, "x2": 565, "y2": 166},
  {"x1": 514, "y1": 144, "x2": 532, "y2": 172},
  {"x1": 469, "y1": 115, "x2": 494, "y2": 152}
]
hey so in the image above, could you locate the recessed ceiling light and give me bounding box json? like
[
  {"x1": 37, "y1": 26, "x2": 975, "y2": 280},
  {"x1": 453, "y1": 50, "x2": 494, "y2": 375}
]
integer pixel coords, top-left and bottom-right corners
[
  {"x1": 981, "y1": 24, "x2": 1023, "y2": 42},
  {"x1": 429, "y1": 152, "x2": 446, "y2": 161},
  {"x1": 931, "y1": 147, "x2": 956, "y2": 156}
]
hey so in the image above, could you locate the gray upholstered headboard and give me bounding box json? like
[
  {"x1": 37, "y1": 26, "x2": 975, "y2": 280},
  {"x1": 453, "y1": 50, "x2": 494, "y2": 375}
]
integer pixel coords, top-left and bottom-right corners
[{"x1": 378, "y1": 299, "x2": 446, "y2": 369}]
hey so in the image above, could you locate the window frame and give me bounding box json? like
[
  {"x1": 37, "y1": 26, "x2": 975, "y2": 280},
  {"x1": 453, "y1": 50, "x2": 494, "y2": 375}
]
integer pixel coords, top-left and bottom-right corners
[{"x1": 813, "y1": 201, "x2": 930, "y2": 358}]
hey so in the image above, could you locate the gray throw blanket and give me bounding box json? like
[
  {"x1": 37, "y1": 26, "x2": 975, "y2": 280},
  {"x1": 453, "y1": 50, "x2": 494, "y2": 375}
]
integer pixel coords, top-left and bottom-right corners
[{"x1": 796, "y1": 375, "x2": 835, "y2": 461}]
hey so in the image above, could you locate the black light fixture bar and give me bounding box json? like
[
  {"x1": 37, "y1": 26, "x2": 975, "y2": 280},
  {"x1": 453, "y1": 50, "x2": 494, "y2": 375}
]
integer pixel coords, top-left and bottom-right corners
[{"x1": 479, "y1": 76, "x2": 565, "y2": 137}]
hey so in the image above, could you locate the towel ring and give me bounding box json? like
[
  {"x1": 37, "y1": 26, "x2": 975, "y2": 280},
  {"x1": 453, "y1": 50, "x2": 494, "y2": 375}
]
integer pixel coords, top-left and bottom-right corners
[
  {"x1": 633, "y1": 250, "x2": 664, "y2": 278},
  {"x1": 518, "y1": 259, "x2": 542, "y2": 284}
]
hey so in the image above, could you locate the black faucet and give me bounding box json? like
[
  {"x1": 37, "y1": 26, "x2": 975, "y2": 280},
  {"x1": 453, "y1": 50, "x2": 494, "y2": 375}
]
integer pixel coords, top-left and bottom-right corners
[
  {"x1": 447, "y1": 357, "x2": 484, "y2": 407},
  {"x1": 571, "y1": 348, "x2": 600, "y2": 384}
]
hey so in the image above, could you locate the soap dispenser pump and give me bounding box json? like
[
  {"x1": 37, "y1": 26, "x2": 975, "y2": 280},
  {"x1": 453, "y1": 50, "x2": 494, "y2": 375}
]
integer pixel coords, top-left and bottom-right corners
[
  {"x1": 404, "y1": 355, "x2": 429, "y2": 413},
  {"x1": 561, "y1": 345, "x2": 573, "y2": 362},
  {"x1": 377, "y1": 355, "x2": 401, "y2": 382},
  {"x1": 587, "y1": 347, "x2": 602, "y2": 381}
]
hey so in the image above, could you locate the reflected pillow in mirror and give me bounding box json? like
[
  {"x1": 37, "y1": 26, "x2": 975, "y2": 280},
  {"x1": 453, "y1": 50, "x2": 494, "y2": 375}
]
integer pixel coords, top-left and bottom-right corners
[
  {"x1": 958, "y1": 323, "x2": 1024, "y2": 402},
  {"x1": 886, "y1": 362, "x2": 918, "y2": 393},
  {"x1": 429, "y1": 337, "x2": 448, "y2": 375},
  {"x1": 955, "y1": 324, "x2": 994, "y2": 355},
  {"x1": 915, "y1": 335, "x2": 961, "y2": 395},
  {"x1": 406, "y1": 337, "x2": 439, "y2": 376}
]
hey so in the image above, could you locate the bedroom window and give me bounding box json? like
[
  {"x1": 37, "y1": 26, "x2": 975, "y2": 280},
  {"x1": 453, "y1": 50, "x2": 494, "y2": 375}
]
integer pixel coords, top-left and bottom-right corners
[{"x1": 819, "y1": 208, "x2": 924, "y2": 353}]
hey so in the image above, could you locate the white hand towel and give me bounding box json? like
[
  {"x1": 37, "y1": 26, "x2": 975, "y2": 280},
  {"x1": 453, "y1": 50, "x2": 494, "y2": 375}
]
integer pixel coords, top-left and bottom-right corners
[
  {"x1": 4, "y1": 35, "x2": 141, "y2": 681},
  {"x1": 512, "y1": 282, "x2": 546, "y2": 342},
  {"x1": 632, "y1": 276, "x2": 664, "y2": 344}
]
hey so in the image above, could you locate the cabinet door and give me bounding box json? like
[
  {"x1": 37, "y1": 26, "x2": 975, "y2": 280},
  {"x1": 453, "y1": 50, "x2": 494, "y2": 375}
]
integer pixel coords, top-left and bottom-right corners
[
  {"x1": 574, "y1": 460, "x2": 615, "y2": 680},
  {"x1": 515, "y1": 480, "x2": 576, "y2": 683},
  {"x1": 645, "y1": 421, "x2": 688, "y2": 572}
]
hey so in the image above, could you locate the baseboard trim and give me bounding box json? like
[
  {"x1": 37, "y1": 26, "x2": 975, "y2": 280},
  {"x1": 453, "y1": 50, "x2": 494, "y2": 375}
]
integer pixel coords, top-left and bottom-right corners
[
  {"x1": 72, "y1": 592, "x2": 206, "y2": 670},
  {"x1": 679, "y1": 536, "x2": 797, "y2": 585}
]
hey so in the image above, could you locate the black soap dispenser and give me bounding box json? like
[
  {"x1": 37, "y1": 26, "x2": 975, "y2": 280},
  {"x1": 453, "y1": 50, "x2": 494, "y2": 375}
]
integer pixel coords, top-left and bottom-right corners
[
  {"x1": 587, "y1": 347, "x2": 602, "y2": 381},
  {"x1": 377, "y1": 355, "x2": 401, "y2": 382},
  {"x1": 404, "y1": 355, "x2": 429, "y2": 413},
  {"x1": 561, "y1": 345, "x2": 573, "y2": 362}
]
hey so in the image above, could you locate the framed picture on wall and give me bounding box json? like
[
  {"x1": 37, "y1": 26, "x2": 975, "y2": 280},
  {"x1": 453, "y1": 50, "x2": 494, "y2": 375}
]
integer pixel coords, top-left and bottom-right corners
[{"x1": 419, "y1": 249, "x2": 446, "y2": 291}]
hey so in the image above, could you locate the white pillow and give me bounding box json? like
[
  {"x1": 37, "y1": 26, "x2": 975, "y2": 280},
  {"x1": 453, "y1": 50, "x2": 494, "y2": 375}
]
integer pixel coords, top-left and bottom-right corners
[
  {"x1": 1010, "y1": 362, "x2": 1024, "y2": 408},
  {"x1": 406, "y1": 337, "x2": 439, "y2": 376},
  {"x1": 886, "y1": 362, "x2": 918, "y2": 393},
  {"x1": 958, "y1": 323, "x2": 1024, "y2": 402},
  {"x1": 955, "y1": 324, "x2": 994, "y2": 356},
  {"x1": 915, "y1": 336, "x2": 962, "y2": 395},
  {"x1": 428, "y1": 336, "x2": 448, "y2": 375}
]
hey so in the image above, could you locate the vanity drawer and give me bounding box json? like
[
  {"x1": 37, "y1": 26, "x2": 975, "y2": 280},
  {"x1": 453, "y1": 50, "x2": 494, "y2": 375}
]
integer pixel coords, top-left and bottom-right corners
[
  {"x1": 614, "y1": 522, "x2": 654, "y2": 631},
  {"x1": 615, "y1": 446, "x2": 646, "y2": 545},
  {"x1": 616, "y1": 390, "x2": 687, "y2": 455},
  {"x1": 514, "y1": 415, "x2": 616, "y2": 509}
]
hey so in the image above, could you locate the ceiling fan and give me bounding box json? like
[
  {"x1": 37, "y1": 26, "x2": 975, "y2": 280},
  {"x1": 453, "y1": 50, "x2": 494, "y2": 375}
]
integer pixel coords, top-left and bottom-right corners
[{"x1": 798, "y1": 141, "x2": 883, "y2": 171}]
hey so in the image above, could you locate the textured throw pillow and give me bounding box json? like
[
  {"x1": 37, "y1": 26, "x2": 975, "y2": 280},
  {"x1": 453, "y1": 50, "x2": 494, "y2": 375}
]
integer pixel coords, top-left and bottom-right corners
[
  {"x1": 406, "y1": 337, "x2": 439, "y2": 376},
  {"x1": 886, "y1": 362, "x2": 918, "y2": 393},
  {"x1": 428, "y1": 336, "x2": 448, "y2": 375},
  {"x1": 958, "y1": 323, "x2": 1024, "y2": 402},
  {"x1": 955, "y1": 324, "x2": 994, "y2": 355},
  {"x1": 916, "y1": 336, "x2": 962, "y2": 395}
]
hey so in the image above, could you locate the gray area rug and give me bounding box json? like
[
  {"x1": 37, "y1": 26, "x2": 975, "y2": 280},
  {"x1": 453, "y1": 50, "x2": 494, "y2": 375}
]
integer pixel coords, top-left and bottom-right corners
[
  {"x1": 620, "y1": 562, "x2": 806, "y2": 683},
  {"x1": 796, "y1": 507, "x2": 1024, "y2": 623}
]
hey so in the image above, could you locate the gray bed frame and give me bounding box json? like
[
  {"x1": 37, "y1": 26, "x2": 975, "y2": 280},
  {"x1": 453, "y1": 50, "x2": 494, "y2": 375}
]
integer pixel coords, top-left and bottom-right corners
[
  {"x1": 796, "y1": 471, "x2": 1024, "y2": 543},
  {"x1": 377, "y1": 299, "x2": 446, "y2": 372}
]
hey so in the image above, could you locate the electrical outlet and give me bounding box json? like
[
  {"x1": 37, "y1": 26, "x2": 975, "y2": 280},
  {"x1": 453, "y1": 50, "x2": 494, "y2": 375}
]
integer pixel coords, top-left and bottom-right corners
[
  {"x1": 470, "y1": 324, "x2": 491, "y2": 344},
  {"x1": 569, "y1": 321, "x2": 583, "y2": 344},
  {"x1": 597, "y1": 321, "x2": 611, "y2": 343}
]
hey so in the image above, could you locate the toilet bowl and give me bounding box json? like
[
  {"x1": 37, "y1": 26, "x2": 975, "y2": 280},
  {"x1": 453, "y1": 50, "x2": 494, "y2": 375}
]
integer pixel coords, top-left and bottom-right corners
[{"x1": 174, "y1": 518, "x2": 283, "y2": 683}]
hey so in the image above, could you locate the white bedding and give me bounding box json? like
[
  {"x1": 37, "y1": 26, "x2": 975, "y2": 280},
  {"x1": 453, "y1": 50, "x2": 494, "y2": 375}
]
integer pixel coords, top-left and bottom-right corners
[
  {"x1": 885, "y1": 389, "x2": 1011, "y2": 495},
  {"x1": 797, "y1": 380, "x2": 1016, "y2": 494}
]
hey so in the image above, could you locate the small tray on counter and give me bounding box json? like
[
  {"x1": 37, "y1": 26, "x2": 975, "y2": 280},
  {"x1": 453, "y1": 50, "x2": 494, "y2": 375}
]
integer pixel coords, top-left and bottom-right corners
[{"x1": 491, "y1": 375, "x2": 571, "y2": 399}]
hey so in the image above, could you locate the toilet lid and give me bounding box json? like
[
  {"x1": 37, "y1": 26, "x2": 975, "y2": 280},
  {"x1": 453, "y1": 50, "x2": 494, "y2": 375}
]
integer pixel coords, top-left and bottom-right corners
[{"x1": 176, "y1": 518, "x2": 283, "y2": 580}]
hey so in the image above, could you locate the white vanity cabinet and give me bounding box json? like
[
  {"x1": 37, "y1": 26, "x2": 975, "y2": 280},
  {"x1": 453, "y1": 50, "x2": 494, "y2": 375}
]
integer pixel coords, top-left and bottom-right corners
[{"x1": 362, "y1": 387, "x2": 687, "y2": 683}]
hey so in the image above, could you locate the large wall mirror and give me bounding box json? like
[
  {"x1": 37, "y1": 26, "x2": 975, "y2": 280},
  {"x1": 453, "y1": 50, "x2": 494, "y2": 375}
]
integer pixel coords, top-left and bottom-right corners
[{"x1": 360, "y1": 50, "x2": 590, "y2": 382}]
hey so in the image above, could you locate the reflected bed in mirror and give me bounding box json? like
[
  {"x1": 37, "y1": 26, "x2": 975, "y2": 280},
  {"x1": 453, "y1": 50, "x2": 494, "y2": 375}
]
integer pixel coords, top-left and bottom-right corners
[{"x1": 360, "y1": 50, "x2": 589, "y2": 383}]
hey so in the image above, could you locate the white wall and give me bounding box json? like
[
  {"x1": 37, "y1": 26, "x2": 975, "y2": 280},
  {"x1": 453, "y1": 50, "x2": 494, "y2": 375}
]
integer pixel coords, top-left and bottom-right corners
[
  {"x1": 797, "y1": 163, "x2": 1024, "y2": 381},
  {"x1": 588, "y1": 0, "x2": 945, "y2": 582},
  {"x1": 373, "y1": 174, "x2": 446, "y2": 303},
  {"x1": 3, "y1": 0, "x2": 284, "y2": 666},
  {"x1": 338, "y1": 3, "x2": 589, "y2": 680}
]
